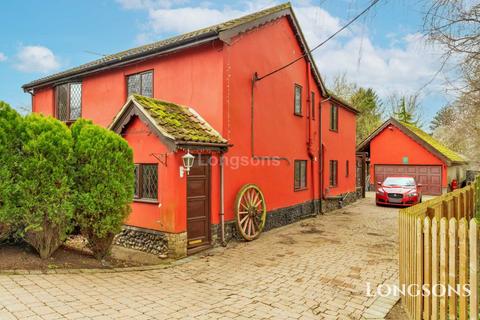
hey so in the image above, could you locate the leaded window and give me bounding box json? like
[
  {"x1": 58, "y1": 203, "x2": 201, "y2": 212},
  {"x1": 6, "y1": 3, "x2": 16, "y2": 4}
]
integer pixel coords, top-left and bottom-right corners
[
  {"x1": 134, "y1": 164, "x2": 158, "y2": 201},
  {"x1": 294, "y1": 84, "x2": 302, "y2": 116},
  {"x1": 330, "y1": 104, "x2": 338, "y2": 131},
  {"x1": 294, "y1": 160, "x2": 307, "y2": 191},
  {"x1": 127, "y1": 71, "x2": 153, "y2": 97},
  {"x1": 329, "y1": 160, "x2": 338, "y2": 187},
  {"x1": 55, "y1": 82, "x2": 82, "y2": 122}
]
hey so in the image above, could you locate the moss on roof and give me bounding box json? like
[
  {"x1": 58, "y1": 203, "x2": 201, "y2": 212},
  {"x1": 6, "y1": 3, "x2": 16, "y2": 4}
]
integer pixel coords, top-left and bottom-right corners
[
  {"x1": 400, "y1": 121, "x2": 465, "y2": 163},
  {"x1": 133, "y1": 95, "x2": 227, "y2": 144}
]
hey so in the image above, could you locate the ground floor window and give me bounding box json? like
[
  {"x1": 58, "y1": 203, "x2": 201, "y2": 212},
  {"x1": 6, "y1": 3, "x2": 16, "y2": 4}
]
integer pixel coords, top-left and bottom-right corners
[
  {"x1": 294, "y1": 160, "x2": 307, "y2": 191},
  {"x1": 134, "y1": 164, "x2": 158, "y2": 201},
  {"x1": 329, "y1": 160, "x2": 338, "y2": 187}
]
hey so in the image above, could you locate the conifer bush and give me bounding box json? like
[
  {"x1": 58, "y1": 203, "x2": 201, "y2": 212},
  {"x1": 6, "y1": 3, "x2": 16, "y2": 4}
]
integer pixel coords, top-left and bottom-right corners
[
  {"x1": 0, "y1": 102, "x2": 24, "y2": 243},
  {"x1": 71, "y1": 119, "x2": 134, "y2": 259},
  {"x1": 19, "y1": 114, "x2": 74, "y2": 259}
]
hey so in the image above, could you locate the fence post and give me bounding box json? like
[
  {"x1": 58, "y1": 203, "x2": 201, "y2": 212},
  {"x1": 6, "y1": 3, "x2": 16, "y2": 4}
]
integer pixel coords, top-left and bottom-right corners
[
  {"x1": 431, "y1": 218, "x2": 439, "y2": 320},
  {"x1": 458, "y1": 218, "x2": 468, "y2": 320},
  {"x1": 424, "y1": 217, "x2": 432, "y2": 320},
  {"x1": 469, "y1": 219, "x2": 478, "y2": 320},
  {"x1": 416, "y1": 217, "x2": 424, "y2": 320},
  {"x1": 439, "y1": 218, "x2": 448, "y2": 320},
  {"x1": 448, "y1": 218, "x2": 457, "y2": 320}
]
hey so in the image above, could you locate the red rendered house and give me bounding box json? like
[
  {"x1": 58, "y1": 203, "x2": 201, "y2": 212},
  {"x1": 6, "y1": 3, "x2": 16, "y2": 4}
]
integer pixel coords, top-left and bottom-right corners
[
  {"x1": 357, "y1": 118, "x2": 468, "y2": 196},
  {"x1": 23, "y1": 3, "x2": 359, "y2": 258}
]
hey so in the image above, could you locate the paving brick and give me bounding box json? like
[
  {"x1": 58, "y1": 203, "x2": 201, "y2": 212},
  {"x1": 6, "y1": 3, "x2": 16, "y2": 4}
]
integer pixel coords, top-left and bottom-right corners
[{"x1": 0, "y1": 196, "x2": 400, "y2": 320}]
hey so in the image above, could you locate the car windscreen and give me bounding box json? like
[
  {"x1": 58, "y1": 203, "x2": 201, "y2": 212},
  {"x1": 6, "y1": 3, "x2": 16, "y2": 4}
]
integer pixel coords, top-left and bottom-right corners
[{"x1": 383, "y1": 177, "x2": 416, "y2": 187}]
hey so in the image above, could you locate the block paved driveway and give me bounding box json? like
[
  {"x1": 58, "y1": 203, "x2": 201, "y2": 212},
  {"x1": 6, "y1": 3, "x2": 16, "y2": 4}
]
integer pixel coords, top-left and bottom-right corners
[{"x1": 0, "y1": 195, "x2": 401, "y2": 320}]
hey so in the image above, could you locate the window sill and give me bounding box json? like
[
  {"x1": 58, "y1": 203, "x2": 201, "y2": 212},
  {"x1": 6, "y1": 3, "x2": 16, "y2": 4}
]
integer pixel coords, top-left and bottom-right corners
[
  {"x1": 329, "y1": 129, "x2": 338, "y2": 133},
  {"x1": 294, "y1": 113, "x2": 303, "y2": 117},
  {"x1": 294, "y1": 187, "x2": 308, "y2": 192},
  {"x1": 134, "y1": 199, "x2": 159, "y2": 204}
]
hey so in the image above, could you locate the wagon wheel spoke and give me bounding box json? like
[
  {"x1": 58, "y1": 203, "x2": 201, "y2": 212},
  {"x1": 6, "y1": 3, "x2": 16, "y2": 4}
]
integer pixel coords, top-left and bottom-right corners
[
  {"x1": 240, "y1": 213, "x2": 249, "y2": 227},
  {"x1": 251, "y1": 191, "x2": 260, "y2": 207},
  {"x1": 252, "y1": 216, "x2": 260, "y2": 232}
]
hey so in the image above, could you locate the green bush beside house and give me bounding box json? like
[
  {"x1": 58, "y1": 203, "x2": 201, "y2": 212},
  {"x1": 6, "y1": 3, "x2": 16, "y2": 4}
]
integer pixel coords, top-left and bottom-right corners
[
  {"x1": 0, "y1": 101, "x2": 135, "y2": 260},
  {"x1": 19, "y1": 114, "x2": 75, "y2": 259},
  {"x1": 0, "y1": 102, "x2": 25, "y2": 242},
  {"x1": 71, "y1": 119, "x2": 135, "y2": 259}
]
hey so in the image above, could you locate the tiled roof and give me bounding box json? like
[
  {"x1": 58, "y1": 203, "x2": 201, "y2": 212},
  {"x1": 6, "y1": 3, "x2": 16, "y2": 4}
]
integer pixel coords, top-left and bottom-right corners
[
  {"x1": 22, "y1": 3, "x2": 291, "y2": 90},
  {"x1": 400, "y1": 121, "x2": 466, "y2": 163},
  {"x1": 130, "y1": 95, "x2": 227, "y2": 145}
]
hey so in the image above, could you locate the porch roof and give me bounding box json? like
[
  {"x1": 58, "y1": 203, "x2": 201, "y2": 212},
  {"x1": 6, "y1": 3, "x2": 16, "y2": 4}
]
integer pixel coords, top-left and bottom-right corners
[{"x1": 110, "y1": 95, "x2": 228, "y2": 151}]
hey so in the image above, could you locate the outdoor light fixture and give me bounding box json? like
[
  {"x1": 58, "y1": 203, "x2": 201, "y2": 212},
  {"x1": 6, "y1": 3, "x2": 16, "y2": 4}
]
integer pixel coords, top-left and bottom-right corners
[{"x1": 180, "y1": 150, "x2": 195, "y2": 177}]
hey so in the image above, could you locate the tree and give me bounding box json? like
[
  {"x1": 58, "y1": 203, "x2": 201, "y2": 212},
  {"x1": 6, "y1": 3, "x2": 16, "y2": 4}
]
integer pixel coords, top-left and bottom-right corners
[
  {"x1": 389, "y1": 94, "x2": 423, "y2": 126},
  {"x1": 0, "y1": 102, "x2": 24, "y2": 242},
  {"x1": 423, "y1": 0, "x2": 480, "y2": 168},
  {"x1": 71, "y1": 119, "x2": 134, "y2": 259},
  {"x1": 329, "y1": 73, "x2": 358, "y2": 101},
  {"x1": 424, "y1": 0, "x2": 480, "y2": 94},
  {"x1": 19, "y1": 114, "x2": 74, "y2": 259},
  {"x1": 350, "y1": 88, "x2": 383, "y2": 143},
  {"x1": 430, "y1": 105, "x2": 456, "y2": 131}
]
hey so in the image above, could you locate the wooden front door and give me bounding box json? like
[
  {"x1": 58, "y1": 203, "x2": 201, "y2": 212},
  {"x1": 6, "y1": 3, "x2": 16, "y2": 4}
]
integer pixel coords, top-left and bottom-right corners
[{"x1": 186, "y1": 154, "x2": 211, "y2": 253}]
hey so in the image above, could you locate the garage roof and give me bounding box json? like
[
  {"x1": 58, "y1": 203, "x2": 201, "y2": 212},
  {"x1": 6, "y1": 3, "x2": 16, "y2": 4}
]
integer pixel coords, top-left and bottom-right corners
[{"x1": 357, "y1": 118, "x2": 467, "y2": 165}]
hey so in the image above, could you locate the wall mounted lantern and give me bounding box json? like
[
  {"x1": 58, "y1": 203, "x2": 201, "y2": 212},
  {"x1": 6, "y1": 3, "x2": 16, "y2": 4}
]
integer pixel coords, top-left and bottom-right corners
[{"x1": 180, "y1": 150, "x2": 195, "y2": 177}]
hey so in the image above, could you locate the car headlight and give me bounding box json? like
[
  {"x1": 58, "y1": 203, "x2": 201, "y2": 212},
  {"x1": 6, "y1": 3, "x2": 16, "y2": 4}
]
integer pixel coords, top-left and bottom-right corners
[
  {"x1": 377, "y1": 189, "x2": 385, "y2": 195},
  {"x1": 407, "y1": 192, "x2": 418, "y2": 197}
]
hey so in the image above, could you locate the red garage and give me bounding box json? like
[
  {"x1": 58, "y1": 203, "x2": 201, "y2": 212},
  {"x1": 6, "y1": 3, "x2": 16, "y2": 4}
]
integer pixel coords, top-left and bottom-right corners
[{"x1": 357, "y1": 118, "x2": 468, "y2": 195}]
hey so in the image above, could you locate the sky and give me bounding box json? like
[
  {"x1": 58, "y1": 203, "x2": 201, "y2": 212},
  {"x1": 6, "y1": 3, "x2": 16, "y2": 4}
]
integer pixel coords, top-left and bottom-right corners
[{"x1": 0, "y1": 0, "x2": 455, "y2": 125}]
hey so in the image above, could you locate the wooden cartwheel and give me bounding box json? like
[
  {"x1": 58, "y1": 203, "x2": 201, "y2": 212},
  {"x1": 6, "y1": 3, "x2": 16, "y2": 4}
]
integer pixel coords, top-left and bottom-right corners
[{"x1": 234, "y1": 184, "x2": 267, "y2": 241}]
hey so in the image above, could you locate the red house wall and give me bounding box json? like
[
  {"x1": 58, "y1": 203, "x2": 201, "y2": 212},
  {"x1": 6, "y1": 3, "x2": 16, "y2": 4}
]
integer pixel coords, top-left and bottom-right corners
[
  {"x1": 369, "y1": 125, "x2": 448, "y2": 187},
  {"x1": 321, "y1": 101, "x2": 357, "y2": 197},
  {"x1": 221, "y1": 17, "x2": 357, "y2": 221},
  {"x1": 32, "y1": 87, "x2": 54, "y2": 115},
  {"x1": 221, "y1": 18, "x2": 319, "y2": 221},
  {"x1": 32, "y1": 43, "x2": 224, "y2": 132}
]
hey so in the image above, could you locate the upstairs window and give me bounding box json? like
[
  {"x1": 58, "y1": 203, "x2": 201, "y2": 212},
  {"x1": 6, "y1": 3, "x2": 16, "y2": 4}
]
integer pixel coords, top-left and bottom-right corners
[
  {"x1": 134, "y1": 164, "x2": 158, "y2": 201},
  {"x1": 346, "y1": 160, "x2": 349, "y2": 177},
  {"x1": 294, "y1": 160, "x2": 307, "y2": 191},
  {"x1": 294, "y1": 84, "x2": 302, "y2": 116},
  {"x1": 55, "y1": 83, "x2": 82, "y2": 122},
  {"x1": 127, "y1": 71, "x2": 153, "y2": 97},
  {"x1": 329, "y1": 160, "x2": 338, "y2": 187},
  {"x1": 330, "y1": 104, "x2": 338, "y2": 131}
]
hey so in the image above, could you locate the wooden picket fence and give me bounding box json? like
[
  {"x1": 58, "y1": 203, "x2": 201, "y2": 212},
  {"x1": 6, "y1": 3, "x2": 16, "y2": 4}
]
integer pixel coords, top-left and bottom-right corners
[{"x1": 399, "y1": 177, "x2": 480, "y2": 320}]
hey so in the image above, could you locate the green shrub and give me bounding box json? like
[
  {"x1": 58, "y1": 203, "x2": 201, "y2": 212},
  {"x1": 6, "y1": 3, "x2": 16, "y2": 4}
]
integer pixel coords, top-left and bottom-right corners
[
  {"x1": 19, "y1": 114, "x2": 74, "y2": 259},
  {"x1": 0, "y1": 102, "x2": 24, "y2": 242},
  {"x1": 72, "y1": 119, "x2": 134, "y2": 259}
]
